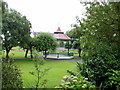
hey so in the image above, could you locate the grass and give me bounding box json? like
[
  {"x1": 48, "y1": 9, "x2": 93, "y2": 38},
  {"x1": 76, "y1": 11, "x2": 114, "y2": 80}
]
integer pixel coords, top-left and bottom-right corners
[
  {"x1": 2, "y1": 47, "x2": 78, "y2": 88},
  {"x1": 2, "y1": 47, "x2": 31, "y2": 58},
  {"x1": 49, "y1": 49, "x2": 79, "y2": 57},
  {"x1": 1, "y1": 46, "x2": 80, "y2": 58},
  {"x1": 14, "y1": 59, "x2": 76, "y2": 88}
]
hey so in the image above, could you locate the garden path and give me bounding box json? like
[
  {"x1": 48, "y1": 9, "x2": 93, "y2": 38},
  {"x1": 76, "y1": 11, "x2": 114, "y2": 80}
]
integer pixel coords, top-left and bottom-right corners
[{"x1": 14, "y1": 57, "x2": 83, "y2": 64}]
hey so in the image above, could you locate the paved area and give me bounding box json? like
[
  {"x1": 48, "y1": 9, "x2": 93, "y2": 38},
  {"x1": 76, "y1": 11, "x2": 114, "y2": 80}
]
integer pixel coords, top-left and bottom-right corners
[
  {"x1": 9, "y1": 56, "x2": 83, "y2": 64},
  {"x1": 45, "y1": 57, "x2": 83, "y2": 64}
]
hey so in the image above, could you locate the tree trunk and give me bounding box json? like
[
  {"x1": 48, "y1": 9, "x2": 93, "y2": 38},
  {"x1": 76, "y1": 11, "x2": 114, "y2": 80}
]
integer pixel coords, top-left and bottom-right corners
[
  {"x1": 30, "y1": 48, "x2": 33, "y2": 59},
  {"x1": 5, "y1": 47, "x2": 12, "y2": 58},
  {"x1": 68, "y1": 41, "x2": 70, "y2": 56},
  {"x1": 78, "y1": 48, "x2": 81, "y2": 57},
  {"x1": 44, "y1": 51, "x2": 47, "y2": 58},
  {"x1": 25, "y1": 49, "x2": 28, "y2": 58},
  {"x1": 6, "y1": 50, "x2": 10, "y2": 58}
]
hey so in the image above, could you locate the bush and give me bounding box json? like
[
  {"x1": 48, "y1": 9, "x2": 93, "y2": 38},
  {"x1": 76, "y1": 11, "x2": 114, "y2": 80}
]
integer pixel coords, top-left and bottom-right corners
[
  {"x1": 105, "y1": 69, "x2": 120, "y2": 89},
  {"x1": 2, "y1": 58, "x2": 23, "y2": 88},
  {"x1": 29, "y1": 53, "x2": 49, "y2": 88},
  {"x1": 55, "y1": 75, "x2": 95, "y2": 89},
  {"x1": 85, "y1": 53, "x2": 120, "y2": 89}
]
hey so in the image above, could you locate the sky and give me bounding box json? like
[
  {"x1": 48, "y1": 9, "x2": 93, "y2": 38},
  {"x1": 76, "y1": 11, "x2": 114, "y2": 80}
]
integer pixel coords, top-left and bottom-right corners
[{"x1": 4, "y1": 0, "x2": 86, "y2": 34}]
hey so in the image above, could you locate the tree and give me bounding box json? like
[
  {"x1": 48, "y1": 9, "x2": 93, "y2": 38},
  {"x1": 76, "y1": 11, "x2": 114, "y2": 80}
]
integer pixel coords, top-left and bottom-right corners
[
  {"x1": 2, "y1": 2, "x2": 31, "y2": 58},
  {"x1": 34, "y1": 33, "x2": 57, "y2": 58},
  {"x1": 66, "y1": 16, "x2": 84, "y2": 39},
  {"x1": 65, "y1": 41, "x2": 72, "y2": 49},
  {"x1": 64, "y1": 41, "x2": 72, "y2": 55},
  {"x1": 79, "y1": 1, "x2": 120, "y2": 89},
  {"x1": 72, "y1": 40, "x2": 81, "y2": 57},
  {"x1": 20, "y1": 36, "x2": 34, "y2": 58},
  {"x1": 25, "y1": 38, "x2": 34, "y2": 59},
  {"x1": 66, "y1": 26, "x2": 83, "y2": 57},
  {"x1": 66, "y1": 27, "x2": 82, "y2": 39}
]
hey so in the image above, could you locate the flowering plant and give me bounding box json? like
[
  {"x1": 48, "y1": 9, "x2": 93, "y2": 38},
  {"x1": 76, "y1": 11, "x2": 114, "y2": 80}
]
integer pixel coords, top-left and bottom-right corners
[{"x1": 55, "y1": 75, "x2": 96, "y2": 89}]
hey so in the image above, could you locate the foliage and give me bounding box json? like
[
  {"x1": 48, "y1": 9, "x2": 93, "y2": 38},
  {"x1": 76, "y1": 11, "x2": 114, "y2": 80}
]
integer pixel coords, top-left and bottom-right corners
[
  {"x1": 66, "y1": 17, "x2": 84, "y2": 57},
  {"x1": 66, "y1": 22, "x2": 83, "y2": 39},
  {"x1": 66, "y1": 28, "x2": 79, "y2": 38},
  {"x1": 78, "y1": 2, "x2": 120, "y2": 89},
  {"x1": 29, "y1": 53, "x2": 49, "y2": 88},
  {"x1": 23, "y1": 37, "x2": 35, "y2": 58},
  {"x1": 2, "y1": 58, "x2": 23, "y2": 88},
  {"x1": 0, "y1": 1, "x2": 2, "y2": 37},
  {"x1": 72, "y1": 40, "x2": 80, "y2": 49},
  {"x1": 67, "y1": 62, "x2": 88, "y2": 79},
  {"x1": 34, "y1": 33, "x2": 57, "y2": 58},
  {"x1": 2, "y1": 1, "x2": 31, "y2": 58},
  {"x1": 105, "y1": 69, "x2": 120, "y2": 89},
  {"x1": 72, "y1": 40, "x2": 81, "y2": 57},
  {"x1": 59, "y1": 41, "x2": 64, "y2": 47},
  {"x1": 1, "y1": 1, "x2": 8, "y2": 14},
  {"x1": 55, "y1": 75, "x2": 95, "y2": 89},
  {"x1": 65, "y1": 42, "x2": 72, "y2": 49},
  {"x1": 0, "y1": 61, "x2": 1, "y2": 89}
]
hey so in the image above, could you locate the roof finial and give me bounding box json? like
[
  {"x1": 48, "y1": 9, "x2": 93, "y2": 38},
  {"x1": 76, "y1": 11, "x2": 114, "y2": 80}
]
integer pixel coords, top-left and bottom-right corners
[{"x1": 57, "y1": 27, "x2": 61, "y2": 32}]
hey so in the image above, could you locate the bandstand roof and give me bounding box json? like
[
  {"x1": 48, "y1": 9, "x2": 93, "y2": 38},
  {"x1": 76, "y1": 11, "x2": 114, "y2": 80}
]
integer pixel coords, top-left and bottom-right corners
[{"x1": 53, "y1": 27, "x2": 76, "y2": 41}]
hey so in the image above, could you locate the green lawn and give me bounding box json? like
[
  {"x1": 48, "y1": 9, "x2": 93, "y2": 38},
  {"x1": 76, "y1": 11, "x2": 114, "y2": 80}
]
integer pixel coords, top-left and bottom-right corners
[
  {"x1": 1, "y1": 46, "x2": 80, "y2": 58},
  {"x1": 2, "y1": 47, "x2": 31, "y2": 58},
  {"x1": 2, "y1": 47, "x2": 77, "y2": 88},
  {"x1": 14, "y1": 59, "x2": 76, "y2": 88},
  {"x1": 49, "y1": 49, "x2": 79, "y2": 57}
]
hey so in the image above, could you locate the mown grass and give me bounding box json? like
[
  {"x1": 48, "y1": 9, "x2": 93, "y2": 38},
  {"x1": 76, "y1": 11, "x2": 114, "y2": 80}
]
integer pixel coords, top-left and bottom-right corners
[
  {"x1": 1, "y1": 46, "x2": 80, "y2": 58},
  {"x1": 14, "y1": 59, "x2": 76, "y2": 88},
  {"x1": 2, "y1": 47, "x2": 78, "y2": 88},
  {"x1": 2, "y1": 47, "x2": 31, "y2": 58}
]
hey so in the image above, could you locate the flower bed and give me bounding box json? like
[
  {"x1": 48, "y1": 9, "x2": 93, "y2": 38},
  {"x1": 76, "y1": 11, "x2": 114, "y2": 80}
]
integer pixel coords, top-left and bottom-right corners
[{"x1": 55, "y1": 75, "x2": 96, "y2": 89}]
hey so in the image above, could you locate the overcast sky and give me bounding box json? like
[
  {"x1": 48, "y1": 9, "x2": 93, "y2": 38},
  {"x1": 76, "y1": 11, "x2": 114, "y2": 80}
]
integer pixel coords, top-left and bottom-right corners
[{"x1": 4, "y1": 0, "x2": 86, "y2": 33}]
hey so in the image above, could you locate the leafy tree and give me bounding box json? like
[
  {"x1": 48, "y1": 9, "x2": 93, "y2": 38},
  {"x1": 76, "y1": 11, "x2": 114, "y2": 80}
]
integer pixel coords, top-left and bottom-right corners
[
  {"x1": 2, "y1": 2, "x2": 31, "y2": 58},
  {"x1": 66, "y1": 16, "x2": 84, "y2": 39},
  {"x1": 59, "y1": 41, "x2": 64, "y2": 47},
  {"x1": 65, "y1": 41, "x2": 72, "y2": 49},
  {"x1": 1, "y1": 1, "x2": 8, "y2": 14},
  {"x1": 20, "y1": 36, "x2": 34, "y2": 58},
  {"x1": 34, "y1": 33, "x2": 57, "y2": 58},
  {"x1": 66, "y1": 18, "x2": 84, "y2": 57},
  {"x1": 72, "y1": 40, "x2": 81, "y2": 57},
  {"x1": 79, "y1": 1, "x2": 120, "y2": 89},
  {"x1": 66, "y1": 27, "x2": 82, "y2": 39},
  {"x1": 64, "y1": 41, "x2": 72, "y2": 55}
]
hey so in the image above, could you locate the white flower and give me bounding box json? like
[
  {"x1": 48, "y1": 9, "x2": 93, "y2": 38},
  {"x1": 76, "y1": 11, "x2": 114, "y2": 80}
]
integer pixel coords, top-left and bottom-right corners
[
  {"x1": 73, "y1": 80, "x2": 77, "y2": 82},
  {"x1": 65, "y1": 82, "x2": 71, "y2": 85},
  {"x1": 61, "y1": 83, "x2": 64, "y2": 85},
  {"x1": 82, "y1": 86, "x2": 85, "y2": 88},
  {"x1": 83, "y1": 84, "x2": 87, "y2": 87},
  {"x1": 63, "y1": 75, "x2": 69, "y2": 80},
  {"x1": 55, "y1": 86, "x2": 62, "y2": 88},
  {"x1": 70, "y1": 75, "x2": 74, "y2": 77},
  {"x1": 73, "y1": 76, "x2": 78, "y2": 79},
  {"x1": 82, "y1": 84, "x2": 87, "y2": 88},
  {"x1": 85, "y1": 78, "x2": 88, "y2": 80}
]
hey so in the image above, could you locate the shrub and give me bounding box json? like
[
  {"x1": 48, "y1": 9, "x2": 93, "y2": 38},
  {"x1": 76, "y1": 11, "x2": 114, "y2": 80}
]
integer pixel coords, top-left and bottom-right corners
[
  {"x1": 29, "y1": 53, "x2": 49, "y2": 88},
  {"x1": 105, "y1": 69, "x2": 120, "y2": 89},
  {"x1": 85, "y1": 53, "x2": 120, "y2": 89},
  {"x1": 55, "y1": 75, "x2": 95, "y2": 89},
  {"x1": 2, "y1": 58, "x2": 23, "y2": 88}
]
